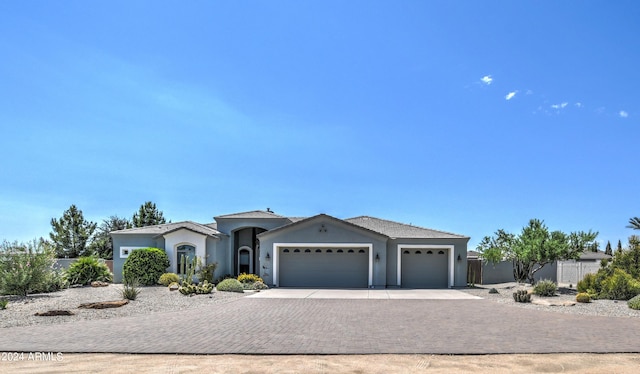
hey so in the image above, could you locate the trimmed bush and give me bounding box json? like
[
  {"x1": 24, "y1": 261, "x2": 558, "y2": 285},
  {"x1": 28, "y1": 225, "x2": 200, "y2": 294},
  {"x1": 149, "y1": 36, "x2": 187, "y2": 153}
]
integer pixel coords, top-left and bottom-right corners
[
  {"x1": 216, "y1": 278, "x2": 244, "y2": 293},
  {"x1": 600, "y1": 269, "x2": 640, "y2": 300},
  {"x1": 158, "y1": 273, "x2": 179, "y2": 286},
  {"x1": 213, "y1": 274, "x2": 234, "y2": 285},
  {"x1": 576, "y1": 292, "x2": 591, "y2": 303},
  {"x1": 628, "y1": 295, "x2": 640, "y2": 310},
  {"x1": 237, "y1": 273, "x2": 263, "y2": 284},
  {"x1": 577, "y1": 273, "x2": 596, "y2": 294},
  {"x1": 533, "y1": 279, "x2": 557, "y2": 297},
  {"x1": 64, "y1": 257, "x2": 112, "y2": 286},
  {"x1": 123, "y1": 248, "x2": 170, "y2": 286}
]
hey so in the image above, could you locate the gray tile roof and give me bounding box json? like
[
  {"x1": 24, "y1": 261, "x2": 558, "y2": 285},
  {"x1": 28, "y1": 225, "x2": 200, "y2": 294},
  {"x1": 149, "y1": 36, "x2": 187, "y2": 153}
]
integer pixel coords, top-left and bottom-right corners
[
  {"x1": 345, "y1": 216, "x2": 468, "y2": 239},
  {"x1": 579, "y1": 251, "x2": 612, "y2": 260},
  {"x1": 257, "y1": 214, "x2": 388, "y2": 239},
  {"x1": 110, "y1": 221, "x2": 224, "y2": 237},
  {"x1": 214, "y1": 210, "x2": 287, "y2": 219}
]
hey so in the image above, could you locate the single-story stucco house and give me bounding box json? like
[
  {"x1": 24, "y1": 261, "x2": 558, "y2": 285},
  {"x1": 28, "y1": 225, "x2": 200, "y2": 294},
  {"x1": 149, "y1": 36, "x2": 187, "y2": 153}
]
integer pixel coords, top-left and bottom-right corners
[{"x1": 110, "y1": 210, "x2": 469, "y2": 288}]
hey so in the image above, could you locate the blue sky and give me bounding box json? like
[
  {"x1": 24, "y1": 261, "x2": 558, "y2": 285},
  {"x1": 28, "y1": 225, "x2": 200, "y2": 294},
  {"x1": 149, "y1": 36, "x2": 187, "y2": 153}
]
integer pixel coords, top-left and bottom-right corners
[{"x1": 1, "y1": 1, "x2": 638, "y2": 249}]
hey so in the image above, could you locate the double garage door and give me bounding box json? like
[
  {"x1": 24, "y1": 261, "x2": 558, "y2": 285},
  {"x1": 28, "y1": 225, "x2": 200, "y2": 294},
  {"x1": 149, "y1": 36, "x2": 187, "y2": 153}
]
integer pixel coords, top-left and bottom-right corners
[
  {"x1": 401, "y1": 248, "x2": 449, "y2": 288},
  {"x1": 279, "y1": 247, "x2": 369, "y2": 288}
]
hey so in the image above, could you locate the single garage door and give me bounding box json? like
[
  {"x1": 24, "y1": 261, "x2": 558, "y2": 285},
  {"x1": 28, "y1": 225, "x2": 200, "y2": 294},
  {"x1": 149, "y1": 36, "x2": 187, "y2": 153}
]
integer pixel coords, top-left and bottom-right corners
[
  {"x1": 401, "y1": 248, "x2": 449, "y2": 288},
  {"x1": 279, "y1": 247, "x2": 369, "y2": 288}
]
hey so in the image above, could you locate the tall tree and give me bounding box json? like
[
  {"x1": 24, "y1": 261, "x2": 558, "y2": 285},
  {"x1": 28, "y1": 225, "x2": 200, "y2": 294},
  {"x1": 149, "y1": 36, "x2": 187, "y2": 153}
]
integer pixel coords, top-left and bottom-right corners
[
  {"x1": 628, "y1": 217, "x2": 640, "y2": 230},
  {"x1": 89, "y1": 216, "x2": 131, "y2": 259},
  {"x1": 605, "y1": 241, "x2": 613, "y2": 256},
  {"x1": 617, "y1": 240, "x2": 624, "y2": 254},
  {"x1": 49, "y1": 205, "x2": 97, "y2": 258},
  {"x1": 132, "y1": 201, "x2": 167, "y2": 227},
  {"x1": 479, "y1": 219, "x2": 598, "y2": 284}
]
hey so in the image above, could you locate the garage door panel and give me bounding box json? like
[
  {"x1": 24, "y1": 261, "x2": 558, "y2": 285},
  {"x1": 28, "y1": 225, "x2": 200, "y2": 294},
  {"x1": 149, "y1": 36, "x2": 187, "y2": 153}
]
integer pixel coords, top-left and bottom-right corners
[
  {"x1": 279, "y1": 248, "x2": 368, "y2": 288},
  {"x1": 401, "y1": 249, "x2": 448, "y2": 288}
]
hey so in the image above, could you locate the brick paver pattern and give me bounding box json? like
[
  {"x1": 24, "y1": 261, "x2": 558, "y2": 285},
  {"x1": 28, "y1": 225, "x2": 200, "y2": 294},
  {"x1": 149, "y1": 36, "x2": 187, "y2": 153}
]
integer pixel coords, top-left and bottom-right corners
[{"x1": 1, "y1": 298, "x2": 639, "y2": 354}]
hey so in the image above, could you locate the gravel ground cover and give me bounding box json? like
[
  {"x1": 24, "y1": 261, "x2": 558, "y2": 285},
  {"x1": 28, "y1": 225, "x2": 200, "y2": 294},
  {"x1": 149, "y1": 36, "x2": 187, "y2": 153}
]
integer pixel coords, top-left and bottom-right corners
[
  {"x1": 0, "y1": 284, "x2": 246, "y2": 328},
  {"x1": 462, "y1": 283, "x2": 640, "y2": 318}
]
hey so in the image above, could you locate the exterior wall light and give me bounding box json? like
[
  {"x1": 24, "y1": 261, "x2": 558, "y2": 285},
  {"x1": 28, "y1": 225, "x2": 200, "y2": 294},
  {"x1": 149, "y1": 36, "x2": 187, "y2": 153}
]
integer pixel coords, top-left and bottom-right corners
[
  {"x1": 265, "y1": 252, "x2": 271, "y2": 260},
  {"x1": 375, "y1": 253, "x2": 380, "y2": 262},
  {"x1": 457, "y1": 254, "x2": 462, "y2": 262}
]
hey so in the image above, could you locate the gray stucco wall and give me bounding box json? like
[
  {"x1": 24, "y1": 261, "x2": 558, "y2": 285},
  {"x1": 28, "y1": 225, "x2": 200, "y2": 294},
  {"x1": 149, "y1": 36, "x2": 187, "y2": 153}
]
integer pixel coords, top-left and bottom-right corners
[
  {"x1": 481, "y1": 260, "x2": 557, "y2": 284},
  {"x1": 258, "y1": 217, "x2": 389, "y2": 287}
]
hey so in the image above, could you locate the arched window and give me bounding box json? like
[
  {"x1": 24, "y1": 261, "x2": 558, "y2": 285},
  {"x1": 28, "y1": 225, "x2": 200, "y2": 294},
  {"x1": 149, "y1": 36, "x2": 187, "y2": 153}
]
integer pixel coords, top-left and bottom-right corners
[
  {"x1": 283, "y1": 249, "x2": 290, "y2": 253},
  {"x1": 315, "y1": 249, "x2": 322, "y2": 253},
  {"x1": 293, "y1": 249, "x2": 300, "y2": 253},
  {"x1": 426, "y1": 250, "x2": 433, "y2": 254},
  {"x1": 304, "y1": 249, "x2": 311, "y2": 253}
]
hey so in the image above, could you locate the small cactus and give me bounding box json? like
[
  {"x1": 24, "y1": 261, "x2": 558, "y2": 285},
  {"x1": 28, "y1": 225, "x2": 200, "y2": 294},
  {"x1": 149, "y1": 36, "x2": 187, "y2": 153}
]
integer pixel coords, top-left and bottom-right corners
[
  {"x1": 513, "y1": 289, "x2": 532, "y2": 303},
  {"x1": 576, "y1": 292, "x2": 591, "y2": 303}
]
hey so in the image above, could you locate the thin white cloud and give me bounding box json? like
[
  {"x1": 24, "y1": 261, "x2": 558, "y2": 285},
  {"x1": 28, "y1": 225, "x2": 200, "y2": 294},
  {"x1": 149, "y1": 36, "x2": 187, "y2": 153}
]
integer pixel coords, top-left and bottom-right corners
[
  {"x1": 551, "y1": 102, "x2": 568, "y2": 110},
  {"x1": 480, "y1": 75, "x2": 493, "y2": 85},
  {"x1": 505, "y1": 91, "x2": 517, "y2": 100},
  {"x1": 620, "y1": 110, "x2": 629, "y2": 118},
  {"x1": 575, "y1": 102, "x2": 582, "y2": 108}
]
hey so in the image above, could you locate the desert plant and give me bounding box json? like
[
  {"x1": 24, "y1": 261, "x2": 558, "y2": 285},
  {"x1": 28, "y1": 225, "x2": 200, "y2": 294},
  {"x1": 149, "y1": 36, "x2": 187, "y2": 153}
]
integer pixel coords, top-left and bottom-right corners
[
  {"x1": 213, "y1": 274, "x2": 234, "y2": 285},
  {"x1": 216, "y1": 278, "x2": 244, "y2": 293},
  {"x1": 179, "y1": 255, "x2": 201, "y2": 284},
  {"x1": 512, "y1": 289, "x2": 531, "y2": 303},
  {"x1": 251, "y1": 281, "x2": 269, "y2": 290},
  {"x1": 488, "y1": 288, "x2": 499, "y2": 294},
  {"x1": 0, "y1": 299, "x2": 7, "y2": 310},
  {"x1": 600, "y1": 269, "x2": 640, "y2": 300},
  {"x1": 237, "y1": 273, "x2": 263, "y2": 284},
  {"x1": 158, "y1": 272, "x2": 179, "y2": 286},
  {"x1": 120, "y1": 278, "x2": 140, "y2": 300},
  {"x1": 0, "y1": 239, "x2": 63, "y2": 296},
  {"x1": 123, "y1": 248, "x2": 170, "y2": 286},
  {"x1": 628, "y1": 295, "x2": 640, "y2": 310},
  {"x1": 577, "y1": 273, "x2": 597, "y2": 293},
  {"x1": 576, "y1": 292, "x2": 591, "y2": 303},
  {"x1": 533, "y1": 279, "x2": 557, "y2": 297},
  {"x1": 197, "y1": 262, "x2": 218, "y2": 283},
  {"x1": 64, "y1": 256, "x2": 112, "y2": 286},
  {"x1": 178, "y1": 280, "x2": 214, "y2": 295}
]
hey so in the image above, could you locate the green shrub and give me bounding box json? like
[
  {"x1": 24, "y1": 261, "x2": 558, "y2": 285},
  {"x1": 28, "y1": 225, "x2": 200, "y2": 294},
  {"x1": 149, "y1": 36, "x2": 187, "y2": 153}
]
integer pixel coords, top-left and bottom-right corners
[
  {"x1": 197, "y1": 263, "x2": 218, "y2": 283},
  {"x1": 64, "y1": 257, "x2": 112, "y2": 286},
  {"x1": 533, "y1": 279, "x2": 557, "y2": 297},
  {"x1": 600, "y1": 269, "x2": 640, "y2": 300},
  {"x1": 123, "y1": 248, "x2": 170, "y2": 286},
  {"x1": 0, "y1": 299, "x2": 7, "y2": 310},
  {"x1": 216, "y1": 278, "x2": 244, "y2": 293},
  {"x1": 577, "y1": 273, "x2": 596, "y2": 293},
  {"x1": 0, "y1": 240, "x2": 63, "y2": 296},
  {"x1": 120, "y1": 278, "x2": 140, "y2": 300},
  {"x1": 213, "y1": 274, "x2": 234, "y2": 285},
  {"x1": 158, "y1": 273, "x2": 179, "y2": 286},
  {"x1": 576, "y1": 292, "x2": 591, "y2": 303},
  {"x1": 628, "y1": 295, "x2": 640, "y2": 310},
  {"x1": 237, "y1": 273, "x2": 263, "y2": 284}
]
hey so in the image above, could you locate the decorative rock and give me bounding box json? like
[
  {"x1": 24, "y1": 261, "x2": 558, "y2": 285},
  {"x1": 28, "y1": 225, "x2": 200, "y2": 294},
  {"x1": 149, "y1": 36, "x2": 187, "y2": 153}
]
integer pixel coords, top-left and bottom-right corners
[
  {"x1": 78, "y1": 300, "x2": 129, "y2": 309},
  {"x1": 35, "y1": 310, "x2": 74, "y2": 316},
  {"x1": 169, "y1": 284, "x2": 179, "y2": 291},
  {"x1": 91, "y1": 281, "x2": 110, "y2": 287},
  {"x1": 532, "y1": 299, "x2": 576, "y2": 307}
]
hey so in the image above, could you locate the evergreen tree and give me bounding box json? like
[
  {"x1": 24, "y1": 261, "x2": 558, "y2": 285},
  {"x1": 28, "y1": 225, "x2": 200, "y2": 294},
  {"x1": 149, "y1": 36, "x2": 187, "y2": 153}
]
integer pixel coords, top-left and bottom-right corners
[
  {"x1": 49, "y1": 205, "x2": 97, "y2": 258},
  {"x1": 89, "y1": 216, "x2": 131, "y2": 259},
  {"x1": 132, "y1": 201, "x2": 167, "y2": 227},
  {"x1": 617, "y1": 239, "x2": 623, "y2": 254},
  {"x1": 605, "y1": 241, "x2": 613, "y2": 256}
]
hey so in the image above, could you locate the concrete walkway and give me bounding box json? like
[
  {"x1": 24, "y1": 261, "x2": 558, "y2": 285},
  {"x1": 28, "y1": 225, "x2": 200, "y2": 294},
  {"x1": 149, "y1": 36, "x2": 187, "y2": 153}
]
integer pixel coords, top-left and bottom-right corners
[
  {"x1": 247, "y1": 288, "x2": 481, "y2": 299},
  {"x1": 1, "y1": 297, "x2": 640, "y2": 354}
]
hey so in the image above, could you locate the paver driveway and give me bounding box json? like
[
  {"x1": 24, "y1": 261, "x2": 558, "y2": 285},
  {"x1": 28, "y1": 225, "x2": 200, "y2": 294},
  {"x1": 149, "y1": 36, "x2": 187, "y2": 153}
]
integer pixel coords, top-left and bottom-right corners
[
  {"x1": 1, "y1": 297, "x2": 639, "y2": 354},
  {"x1": 247, "y1": 288, "x2": 481, "y2": 299}
]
